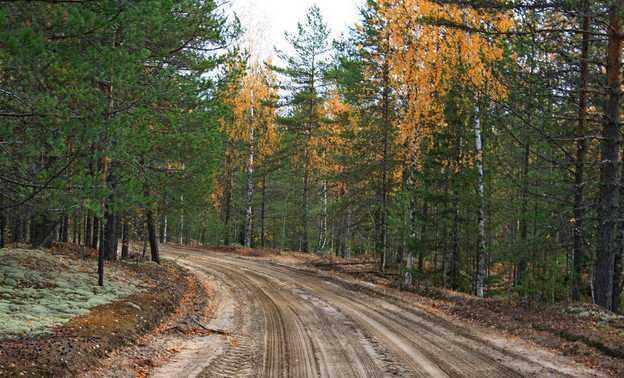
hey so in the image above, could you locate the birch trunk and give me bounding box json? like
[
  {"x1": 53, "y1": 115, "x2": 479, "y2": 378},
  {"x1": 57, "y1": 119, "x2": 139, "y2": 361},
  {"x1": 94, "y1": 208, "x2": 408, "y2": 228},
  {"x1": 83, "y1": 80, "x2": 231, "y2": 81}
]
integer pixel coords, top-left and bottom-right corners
[
  {"x1": 475, "y1": 97, "x2": 486, "y2": 298},
  {"x1": 244, "y1": 105, "x2": 255, "y2": 248},
  {"x1": 162, "y1": 215, "x2": 168, "y2": 244},
  {"x1": 405, "y1": 144, "x2": 417, "y2": 286}
]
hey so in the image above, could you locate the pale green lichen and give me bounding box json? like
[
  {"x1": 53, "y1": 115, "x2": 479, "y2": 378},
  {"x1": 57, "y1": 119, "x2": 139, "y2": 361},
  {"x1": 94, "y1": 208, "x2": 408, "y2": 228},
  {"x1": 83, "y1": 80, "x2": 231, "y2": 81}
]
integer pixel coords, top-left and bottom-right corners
[{"x1": 0, "y1": 248, "x2": 147, "y2": 339}]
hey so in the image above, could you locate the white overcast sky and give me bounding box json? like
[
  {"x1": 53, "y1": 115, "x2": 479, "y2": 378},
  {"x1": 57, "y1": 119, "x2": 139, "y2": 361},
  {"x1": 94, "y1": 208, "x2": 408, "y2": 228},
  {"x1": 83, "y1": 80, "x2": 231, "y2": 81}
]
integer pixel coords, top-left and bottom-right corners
[{"x1": 230, "y1": 0, "x2": 364, "y2": 61}]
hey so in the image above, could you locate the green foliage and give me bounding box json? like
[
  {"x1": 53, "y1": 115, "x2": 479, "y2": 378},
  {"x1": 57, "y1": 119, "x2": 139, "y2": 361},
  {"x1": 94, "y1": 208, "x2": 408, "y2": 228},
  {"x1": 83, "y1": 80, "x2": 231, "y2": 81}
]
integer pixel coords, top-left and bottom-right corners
[{"x1": 0, "y1": 0, "x2": 239, "y2": 245}]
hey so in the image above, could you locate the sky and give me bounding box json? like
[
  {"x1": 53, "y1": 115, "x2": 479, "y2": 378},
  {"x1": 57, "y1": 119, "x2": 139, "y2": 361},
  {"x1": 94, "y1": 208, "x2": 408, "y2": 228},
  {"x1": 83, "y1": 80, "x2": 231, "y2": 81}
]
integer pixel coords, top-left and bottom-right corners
[{"x1": 230, "y1": 0, "x2": 364, "y2": 62}]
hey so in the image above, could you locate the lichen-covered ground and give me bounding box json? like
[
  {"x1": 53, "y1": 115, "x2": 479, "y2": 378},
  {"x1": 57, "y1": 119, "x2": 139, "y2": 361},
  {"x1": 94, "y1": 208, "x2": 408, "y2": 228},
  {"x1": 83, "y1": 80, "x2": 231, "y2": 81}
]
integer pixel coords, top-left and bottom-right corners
[
  {"x1": 0, "y1": 248, "x2": 145, "y2": 337},
  {"x1": 0, "y1": 243, "x2": 190, "y2": 377}
]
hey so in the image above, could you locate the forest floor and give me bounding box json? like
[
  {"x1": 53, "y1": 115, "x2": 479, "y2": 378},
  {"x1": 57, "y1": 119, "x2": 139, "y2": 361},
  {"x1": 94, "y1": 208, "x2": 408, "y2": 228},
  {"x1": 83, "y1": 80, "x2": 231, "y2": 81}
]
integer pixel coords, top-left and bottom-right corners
[
  {"x1": 0, "y1": 243, "x2": 194, "y2": 377},
  {"x1": 0, "y1": 243, "x2": 622, "y2": 376}
]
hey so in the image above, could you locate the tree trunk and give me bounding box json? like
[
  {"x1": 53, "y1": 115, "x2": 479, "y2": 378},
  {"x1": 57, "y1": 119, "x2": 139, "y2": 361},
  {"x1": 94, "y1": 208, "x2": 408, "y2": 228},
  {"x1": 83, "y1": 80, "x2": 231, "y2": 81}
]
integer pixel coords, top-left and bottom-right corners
[
  {"x1": 121, "y1": 215, "x2": 130, "y2": 260},
  {"x1": 146, "y1": 209, "x2": 160, "y2": 264},
  {"x1": 160, "y1": 215, "x2": 168, "y2": 244},
  {"x1": 91, "y1": 216, "x2": 100, "y2": 250},
  {"x1": 418, "y1": 202, "x2": 427, "y2": 272},
  {"x1": 98, "y1": 202, "x2": 105, "y2": 287},
  {"x1": 0, "y1": 195, "x2": 5, "y2": 248},
  {"x1": 405, "y1": 161, "x2": 417, "y2": 286},
  {"x1": 595, "y1": 7, "x2": 622, "y2": 311},
  {"x1": 475, "y1": 97, "x2": 486, "y2": 298},
  {"x1": 85, "y1": 210, "x2": 93, "y2": 248},
  {"x1": 302, "y1": 157, "x2": 309, "y2": 253},
  {"x1": 245, "y1": 112, "x2": 255, "y2": 248},
  {"x1": 572, "y1": 5, "x2": 590, "y2": 302},
  {"x1": 224, "y1": 140, "x2": 234, "y2": 246},
  {"x1": 517, "y1": 145, "x2": 530, "y2": 282},
  {"x1": 103, "y1": 210, "x2": 118, "y2": 261},
  {"x1": 179, "y1": 196, "x2": 184, "y2": 245},
  {"x1": 31, "y1": 215, "x2": 56, "y2": 248},
  {"x1": 613, "y1": 223, "x2": 623, "y2": 312},
  {"x1": 316, "y1": 175, "x2": 328, "y2": 254},
  {"x1": 261, "y1": 176, "x2": 266, "y2": 247},
  {"x1": 450, "y1": 207, "x2": 459, "y2": 291},
  {"x1": 61, "y1": 214, "x2": 70, "y2": 243}
]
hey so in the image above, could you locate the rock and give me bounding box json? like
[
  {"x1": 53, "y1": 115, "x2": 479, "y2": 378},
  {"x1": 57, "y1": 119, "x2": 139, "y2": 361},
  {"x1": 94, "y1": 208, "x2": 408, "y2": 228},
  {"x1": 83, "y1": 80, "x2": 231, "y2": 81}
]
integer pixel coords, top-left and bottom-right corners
[
  {"x1": 4, "y1": 277, "x2": 17, "y2": 287},
  {"x1": 576, "y1": 311, "x2": 590, "y2": 319}
]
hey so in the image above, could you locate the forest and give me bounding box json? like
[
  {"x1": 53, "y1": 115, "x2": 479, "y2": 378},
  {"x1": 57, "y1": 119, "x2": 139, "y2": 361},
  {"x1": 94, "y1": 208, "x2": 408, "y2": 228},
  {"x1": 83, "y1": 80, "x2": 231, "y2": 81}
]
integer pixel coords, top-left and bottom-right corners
[{"x1": 0, "y1": 0, "x2": 622, "y2": 312}]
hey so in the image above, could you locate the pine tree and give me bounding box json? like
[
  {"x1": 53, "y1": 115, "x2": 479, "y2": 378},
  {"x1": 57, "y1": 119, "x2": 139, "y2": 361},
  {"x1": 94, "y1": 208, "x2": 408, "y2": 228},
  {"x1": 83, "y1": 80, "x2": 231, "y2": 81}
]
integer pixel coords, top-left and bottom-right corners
[{"x1": 269, "y1": 5, "x2": 332, "y2": 253}]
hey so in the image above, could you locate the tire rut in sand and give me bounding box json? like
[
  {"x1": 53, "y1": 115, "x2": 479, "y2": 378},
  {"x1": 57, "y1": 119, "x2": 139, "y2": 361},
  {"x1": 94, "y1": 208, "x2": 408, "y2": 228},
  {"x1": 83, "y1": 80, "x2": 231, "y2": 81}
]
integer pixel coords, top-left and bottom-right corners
[
  {"x1": 232, "y1": 259, "x2": 575, "y2": 378},
  {"x1": 161, "y1": 248, "x2": 604, "y2": 378}
]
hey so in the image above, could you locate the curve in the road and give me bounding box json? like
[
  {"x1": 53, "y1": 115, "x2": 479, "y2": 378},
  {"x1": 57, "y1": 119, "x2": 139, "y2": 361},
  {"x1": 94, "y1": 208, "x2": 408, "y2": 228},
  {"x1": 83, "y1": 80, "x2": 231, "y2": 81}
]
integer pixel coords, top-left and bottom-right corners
[{"x1": 161, "y1": 247, "x2": 602, "y2": 378}]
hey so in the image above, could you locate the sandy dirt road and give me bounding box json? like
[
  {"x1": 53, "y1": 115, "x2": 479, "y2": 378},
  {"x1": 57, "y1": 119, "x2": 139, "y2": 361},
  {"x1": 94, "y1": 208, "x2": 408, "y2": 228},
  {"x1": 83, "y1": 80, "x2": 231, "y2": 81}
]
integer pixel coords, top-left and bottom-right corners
[{"x1": 148, "y1": 246, "x2": 605, "y2": 378}]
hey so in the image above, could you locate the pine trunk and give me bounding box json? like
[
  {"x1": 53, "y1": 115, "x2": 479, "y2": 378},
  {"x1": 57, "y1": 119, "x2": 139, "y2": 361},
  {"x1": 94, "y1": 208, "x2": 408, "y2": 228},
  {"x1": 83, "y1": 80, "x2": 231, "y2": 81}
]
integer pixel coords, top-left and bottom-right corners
[
  {"x1": 97, "y1": 202, "x2": 105, "y2": 287},
  {"x1": 261, "y1": 176, "x2": 266, "y2": 247},
  {"x1": 121, "y1": 216, "x2": 130, "y2": 260},
  {"x1": 225, "y1": 139, "x2": 234, "y2": 246},
  {"x1": 572, "y1": 6, "x2": 590, "y2": 302},
  {"x1": 91, "y1": 216, "x2": 99, "y2": 250},
  {"x1": 595, "y1": 7, "x2": 622, "y2": 311},
  {"x1": 146, "y1": 209, "x2": 160, "y2": 264},
  {"x1": 518, "y1": 146, "x2": 530, "y2": 282},
  {"x1": 302, "y1": 158, "x2": 309, "y2": 253},
  {"x1": 316, "y1": 175, "x2": 328, "y2": 254},
  {"x1": 103, "y1": 210, "x2": 118, "y2": 261},
  {"x1": 0, "y1": 196, "x2": 5, "y2": 248}
]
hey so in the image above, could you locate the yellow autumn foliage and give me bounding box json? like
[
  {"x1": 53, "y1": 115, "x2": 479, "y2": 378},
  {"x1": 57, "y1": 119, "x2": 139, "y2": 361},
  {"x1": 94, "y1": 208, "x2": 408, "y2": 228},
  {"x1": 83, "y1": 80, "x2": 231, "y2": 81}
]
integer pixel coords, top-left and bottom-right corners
[{"x1": 372, "y1": 0, "x2": 512, "y2": 149}]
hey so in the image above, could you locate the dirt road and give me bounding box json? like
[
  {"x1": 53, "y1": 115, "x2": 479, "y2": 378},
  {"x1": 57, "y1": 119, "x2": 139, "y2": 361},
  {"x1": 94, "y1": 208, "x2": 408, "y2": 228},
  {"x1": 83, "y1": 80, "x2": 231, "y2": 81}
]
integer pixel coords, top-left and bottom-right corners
[{"x1": 150, "y1": 246, "x2": 604, "y2": 377}]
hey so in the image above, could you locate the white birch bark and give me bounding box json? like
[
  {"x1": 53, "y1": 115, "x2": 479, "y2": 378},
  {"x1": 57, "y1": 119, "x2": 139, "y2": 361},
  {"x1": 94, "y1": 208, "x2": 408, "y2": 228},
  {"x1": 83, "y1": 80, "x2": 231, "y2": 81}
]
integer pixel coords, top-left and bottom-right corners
[
  {"x1": 405, "y1": 141, "x2": 417, "y2": 286},
  {"x1": 475, "y1": 97, "x2": 486, "y2": 298},
  {"x1": 244, "y1": 101, "x2": 255, "y2": 248},
  {"x1": 179, "y1": 164, "x2": 185, "y2": 245},
  {"x1": 179, "y1": 198, "x2": 184, "y2": 245},
  {"x1": 163, "y1": 215, "x2": 167, "y2": 243}
]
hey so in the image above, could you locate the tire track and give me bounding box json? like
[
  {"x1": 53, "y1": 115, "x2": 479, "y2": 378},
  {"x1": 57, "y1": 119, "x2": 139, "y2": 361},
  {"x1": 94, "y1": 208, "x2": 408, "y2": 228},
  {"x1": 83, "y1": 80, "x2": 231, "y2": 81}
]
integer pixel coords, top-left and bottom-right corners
[{"x1": 161, "y1": 247, "x2": 606, "y2": 378}]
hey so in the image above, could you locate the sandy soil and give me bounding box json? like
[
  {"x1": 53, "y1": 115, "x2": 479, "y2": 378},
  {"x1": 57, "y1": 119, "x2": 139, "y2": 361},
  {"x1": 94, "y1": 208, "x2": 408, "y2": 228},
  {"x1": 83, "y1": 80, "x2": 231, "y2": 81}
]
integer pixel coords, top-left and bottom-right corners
[{"x1": 104, "y1": 245, "x2": 607, "y2": 378}]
